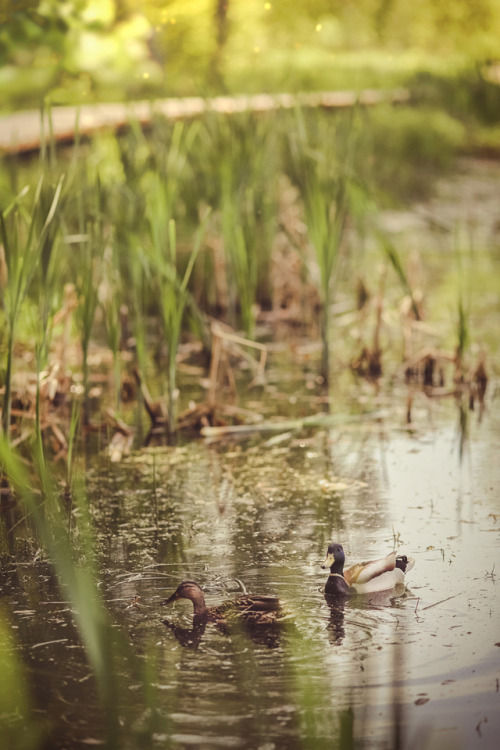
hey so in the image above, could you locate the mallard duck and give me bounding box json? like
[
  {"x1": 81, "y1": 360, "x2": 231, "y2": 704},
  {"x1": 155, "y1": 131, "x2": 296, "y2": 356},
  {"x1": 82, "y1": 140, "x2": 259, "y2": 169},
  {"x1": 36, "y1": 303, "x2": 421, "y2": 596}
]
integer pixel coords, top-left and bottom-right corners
[
  {"x1": 162, "y1": 581, "x2": 289, "y2": 626},
  {"x1": 322, "y1": 543, "x2": 415, "y2": 596}
]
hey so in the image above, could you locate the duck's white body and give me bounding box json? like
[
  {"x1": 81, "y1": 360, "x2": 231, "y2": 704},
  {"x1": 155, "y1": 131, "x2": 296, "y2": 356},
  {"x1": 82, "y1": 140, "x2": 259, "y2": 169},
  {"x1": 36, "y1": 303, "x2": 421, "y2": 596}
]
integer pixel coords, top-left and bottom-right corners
[
  {"x1": 323, "y1": 545, "x2": 415, "y2": 596},
  {"x1": 345, "y1": 551, "x2": 414, "y2": 593}
]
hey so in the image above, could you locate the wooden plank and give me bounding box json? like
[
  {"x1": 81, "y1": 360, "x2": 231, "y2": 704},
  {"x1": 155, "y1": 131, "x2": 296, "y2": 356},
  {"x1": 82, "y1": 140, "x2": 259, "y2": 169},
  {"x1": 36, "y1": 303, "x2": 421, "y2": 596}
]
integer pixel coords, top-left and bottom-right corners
[{"x1": 0, "y1": 89, "x2": 409, "y2": 155}]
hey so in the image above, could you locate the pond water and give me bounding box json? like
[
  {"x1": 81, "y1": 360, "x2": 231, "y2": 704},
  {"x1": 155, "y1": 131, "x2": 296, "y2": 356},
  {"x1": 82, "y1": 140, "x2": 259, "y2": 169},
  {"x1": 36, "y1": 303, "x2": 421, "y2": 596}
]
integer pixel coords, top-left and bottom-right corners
[{"x1": 2, "y1": 389, "x2": 499, "y2": 750}]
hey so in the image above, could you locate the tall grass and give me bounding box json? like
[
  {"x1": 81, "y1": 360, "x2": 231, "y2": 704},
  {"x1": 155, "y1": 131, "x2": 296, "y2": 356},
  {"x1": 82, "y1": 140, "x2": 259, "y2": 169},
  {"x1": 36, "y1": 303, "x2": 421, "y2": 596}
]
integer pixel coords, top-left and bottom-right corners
[
  {"x1": 139, "y1": 120, "x2": 211, "y2": 433},
  {"x1": 122, "y1": 236, "x2": 150, "y2": 436},
  {"x1": 453, "y1": 226, "x2": 472, "y2": 377},
  {"x1": 99, "y1": 240, "x2": 123, "y2": 409},
  {"x1": 152, "y1": 214, "x2": 211, "y2": 435},
  {"x1": 220, "y1": 187, "x2": 259, "y2": 336},
  {"x1": 456, "y1": 290, "x2": 469, "y2": 371},
  {"x1": 0, "y1": 177, "x2": 64, "y2": 439},
  {"x1": 36, "y1": 176, "x2": 66, "y2": 362},
  {"x1": 73, "y1": 210, "x2": 104, "y2": 425},
  {"x1": 376, "y1": 231, "x2": 421, "y2": 321},
  {"x1": 193, "y1": 112, "x2": 276, "y2": 334},
  {"x1": 286, "y1": 110, "x2": 353, "y2": 385},
  {"x1": 93, "y1": 124, "x2": 152, "y2": 421},
  {"x1": 0, "y1": 103, "x2": 491, "y2": 447}
]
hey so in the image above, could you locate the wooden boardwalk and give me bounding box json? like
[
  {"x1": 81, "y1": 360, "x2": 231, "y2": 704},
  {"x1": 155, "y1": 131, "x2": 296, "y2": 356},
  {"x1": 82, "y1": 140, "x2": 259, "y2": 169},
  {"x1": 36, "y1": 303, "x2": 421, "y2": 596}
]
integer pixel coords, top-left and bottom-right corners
[{"x1": 0, "y1": 89, "x2": 409, "y2": 155}]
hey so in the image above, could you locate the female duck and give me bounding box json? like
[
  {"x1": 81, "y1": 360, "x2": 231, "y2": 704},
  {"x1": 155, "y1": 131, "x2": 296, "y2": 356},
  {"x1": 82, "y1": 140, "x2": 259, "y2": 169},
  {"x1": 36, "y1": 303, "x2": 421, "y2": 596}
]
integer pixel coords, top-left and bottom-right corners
[
  {"x1": 162, "y1": 581, "x2": 289, "y2": 625},
  {"x1": 322, "y1": 543, "x2": 414, "y2": 596}
]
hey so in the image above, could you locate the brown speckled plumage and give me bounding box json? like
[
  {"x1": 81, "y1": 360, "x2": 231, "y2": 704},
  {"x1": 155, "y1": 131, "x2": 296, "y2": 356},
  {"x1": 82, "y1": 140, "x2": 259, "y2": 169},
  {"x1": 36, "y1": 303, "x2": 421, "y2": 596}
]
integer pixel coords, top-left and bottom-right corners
[{"x1": 162, "y1": 581, "x2": 290, "y2": 625}]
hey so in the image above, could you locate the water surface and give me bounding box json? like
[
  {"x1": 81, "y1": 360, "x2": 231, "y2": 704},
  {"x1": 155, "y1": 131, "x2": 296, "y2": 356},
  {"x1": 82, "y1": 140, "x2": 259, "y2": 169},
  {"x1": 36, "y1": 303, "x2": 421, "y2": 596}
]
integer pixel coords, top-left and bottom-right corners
[{"x1": 3, "y1": 391, "x2": 498, "y2": 749}]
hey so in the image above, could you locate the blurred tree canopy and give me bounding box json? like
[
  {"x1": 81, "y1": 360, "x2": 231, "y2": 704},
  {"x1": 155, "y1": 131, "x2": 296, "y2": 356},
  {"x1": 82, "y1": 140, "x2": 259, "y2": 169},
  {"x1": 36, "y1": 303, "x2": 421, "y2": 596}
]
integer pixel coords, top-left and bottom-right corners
[
  {"x1": 1, "y1": 0, "x2": 500, "y2": 110},
  {"x1": 0, "y1": 0, "x2": 162, "y2": 108}
]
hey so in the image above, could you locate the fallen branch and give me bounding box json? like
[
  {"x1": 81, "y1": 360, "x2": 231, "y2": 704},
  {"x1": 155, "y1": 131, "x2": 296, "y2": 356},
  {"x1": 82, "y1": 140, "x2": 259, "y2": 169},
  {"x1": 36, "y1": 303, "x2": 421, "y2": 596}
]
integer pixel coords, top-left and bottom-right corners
[
  {"x1": 200, "y1": 412, "x2": 339, "y2": 437},
  {"x1": 421, "y1": 592, "x2": 464, "y2": 611}
]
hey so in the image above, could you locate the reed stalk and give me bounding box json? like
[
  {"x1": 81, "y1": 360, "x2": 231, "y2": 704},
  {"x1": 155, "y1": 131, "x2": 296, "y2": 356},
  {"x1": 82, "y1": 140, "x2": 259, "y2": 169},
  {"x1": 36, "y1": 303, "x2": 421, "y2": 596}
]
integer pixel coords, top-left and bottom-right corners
[
  {"x1": 126, "y1": 238, "x2": 150, "y2": 382},
  {"x1": 193, "y1": 112, "x2": 275, "y2": 334},
  {"x1": 456, "y1": 290, "x2": 469, "y2": 372},
  {"x1": 73, "y1": 178, "x2": 105, "y2": 425},
  {"x1": 453, "y1": 226, "x2": 472, "y2": 377},
  {"x1": 286, "y1": 111, "x2": 351, "y2": 385},
  {"x1": 1, "y1": 176, "x2": 64, "y2": 440},
  {"x1": 220, "y1": 189, "x2": 259, "y2": 336},
  {"x1": 99, "y1": 241, "x2": 123, "y2": 409},
  {"x1": 66, "y1": 399, "x2": 81, "y2": 496},
  {"x1": 152, "y1": 214, "x2": 211, "y2": 435},
  {"x1": 376, "y1": 231, "x2": 421, "y2": 321}
]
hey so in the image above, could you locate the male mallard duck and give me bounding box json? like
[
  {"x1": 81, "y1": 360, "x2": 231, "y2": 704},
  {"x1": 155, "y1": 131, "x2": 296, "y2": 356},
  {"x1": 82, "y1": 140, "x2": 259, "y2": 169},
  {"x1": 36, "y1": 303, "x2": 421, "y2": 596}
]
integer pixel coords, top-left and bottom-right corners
[
  {"x1": 322, "y1": 543, "x2": 415, "y2": 596},
  {"x1": 162, "y1": 581, "x2": 289, "y2": 626}
]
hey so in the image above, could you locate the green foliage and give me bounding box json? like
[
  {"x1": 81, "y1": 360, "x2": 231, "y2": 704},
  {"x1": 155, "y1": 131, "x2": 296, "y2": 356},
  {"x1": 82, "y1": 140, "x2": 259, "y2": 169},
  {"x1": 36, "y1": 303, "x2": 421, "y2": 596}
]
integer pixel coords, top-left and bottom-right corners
[
  {"x1": 0, "y1": 614, "x2": 42, "y2": 750},
  {"x1": 144, "y1": 146, "x2": 211, "y2": 431},
  {"x1": 453, "y1": 228, "x2": 473, "y2": 364},
  {"x1": 72, "y1": 181, "x2": 105, "y2": 422},
  {"x1": 0, "y1": 100, "x2": 490, "y2": 432},
  {"x1": 192, "y1": 112, "x2": 277, "y2": 332},
  {"x1": 285, "y1": 109, "x2": 358, "y2": 383},
  {"x1": 0, "y1": 175, "x2": 64, "y2": 436},
  {"x1": 409, "y1": 65, "x2": 500, "y2": 125},
  {"x1": 0, "y1": 0, "x2": 162, "y2": 110},
  {"x1": 376, "y1": 232, "x2": 421, "y2": 320},
  {"x1": 99, "y1": 241, "x2": 123, "y2": 408},
  {"x1": 367, "y1": 105, "x2": 465, "y2": 201},
  {"x1": 163, "y1": 216, "x2": 211, "y2": 434},
  {"x1": 148, "y1": 0, "x2": 219, "y2": 90},
  {"x1": 153, "y1": 0, "x2": 500, "y2": 96},
  {"x1": 2, "y1": 0, "x2": 500, "y2": 109}
]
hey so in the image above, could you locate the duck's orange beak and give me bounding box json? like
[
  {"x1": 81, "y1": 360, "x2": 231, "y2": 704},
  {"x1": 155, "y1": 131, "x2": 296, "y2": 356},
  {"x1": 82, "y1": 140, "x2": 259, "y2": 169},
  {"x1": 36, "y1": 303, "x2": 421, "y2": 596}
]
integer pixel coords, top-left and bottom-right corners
[{"x1": 321, "y1": 552, "x2": 335, "y2": 570}]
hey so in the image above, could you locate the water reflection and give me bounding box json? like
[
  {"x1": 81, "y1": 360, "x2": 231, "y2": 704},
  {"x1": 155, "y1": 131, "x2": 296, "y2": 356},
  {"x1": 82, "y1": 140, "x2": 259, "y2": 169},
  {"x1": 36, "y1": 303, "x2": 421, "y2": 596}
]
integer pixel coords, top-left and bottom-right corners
[
  {"x1": 323, "y1": 585, "x2": 410, "y2": 648},
  {"x1": 163, "y1": 614, "x2": 287, "y2": 652},
  {"x1": 162, "y1": 616, "x2": 207, "y2": 648},
  {"x1": 325, "y1": 597, "x2": 347, "y2": 645}
]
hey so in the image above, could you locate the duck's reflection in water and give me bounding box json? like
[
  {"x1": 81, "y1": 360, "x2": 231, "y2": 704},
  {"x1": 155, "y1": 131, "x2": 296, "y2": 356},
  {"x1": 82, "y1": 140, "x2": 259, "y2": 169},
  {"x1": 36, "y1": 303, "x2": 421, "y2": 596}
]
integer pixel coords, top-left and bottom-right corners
[
  {"x1": 324, "y1": 585, "x2": 409, "y2": 646},
  {"x1": 162, "y1": 617, "x2": 208, "y2": 648},
  {"x1": 162, "y1": 616, "x2": 284, "y2": 649},
  {"x1": 324, "y1": 594, "x2": 348, "y2": 645}
]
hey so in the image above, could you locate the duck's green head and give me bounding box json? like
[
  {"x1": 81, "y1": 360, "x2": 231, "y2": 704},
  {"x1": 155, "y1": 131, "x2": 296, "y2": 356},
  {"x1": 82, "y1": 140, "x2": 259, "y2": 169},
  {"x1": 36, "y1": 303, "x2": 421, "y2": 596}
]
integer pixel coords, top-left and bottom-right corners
[{"x1": 321, "y1": 542, "x2": 345, "y2": 570}]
